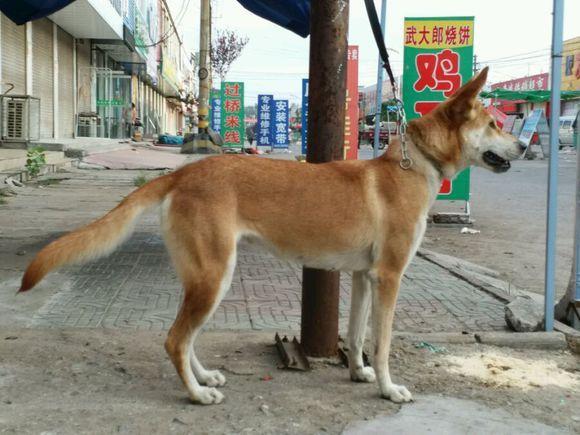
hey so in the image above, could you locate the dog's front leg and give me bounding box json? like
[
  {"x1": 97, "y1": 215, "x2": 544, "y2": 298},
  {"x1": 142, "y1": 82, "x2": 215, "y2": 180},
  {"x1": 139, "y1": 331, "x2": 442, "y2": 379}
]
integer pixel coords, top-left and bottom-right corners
[
  {"x1": 348, "y1": 271, "x2": 375, "y2": 383},
  {"x1": 371, "y1": 269, "x2": 413, "y2": 403}
]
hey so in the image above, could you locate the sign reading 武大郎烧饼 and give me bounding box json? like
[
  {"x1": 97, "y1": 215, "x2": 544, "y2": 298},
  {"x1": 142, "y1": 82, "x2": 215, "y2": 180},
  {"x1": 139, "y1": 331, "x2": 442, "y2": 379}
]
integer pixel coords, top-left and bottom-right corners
[
  {"x1": 403, "y1": 16, "x2": 474, "y2": 201},
  {"x1": 272, "y1": 99, "x2": 289, "y2": 149},
  {"x1": 257, "y1": 94, "x2": 274, "y2": 147},
  {"x1": 220, "y1": 82, "x2": 245, "y2": 148}
]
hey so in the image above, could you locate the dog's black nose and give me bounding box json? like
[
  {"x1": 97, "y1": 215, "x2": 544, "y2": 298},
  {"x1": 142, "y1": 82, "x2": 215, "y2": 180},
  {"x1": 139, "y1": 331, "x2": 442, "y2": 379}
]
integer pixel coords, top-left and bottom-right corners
[{"x1": 517, "y1": 141, "x2": 527, "y2": 152}]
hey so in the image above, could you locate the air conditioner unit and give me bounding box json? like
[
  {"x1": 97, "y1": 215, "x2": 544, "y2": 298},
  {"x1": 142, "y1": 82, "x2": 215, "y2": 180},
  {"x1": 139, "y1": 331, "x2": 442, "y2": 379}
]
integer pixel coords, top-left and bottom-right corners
[{"x1": 0, "y1": 95, "x2": 40, "y2": 142}]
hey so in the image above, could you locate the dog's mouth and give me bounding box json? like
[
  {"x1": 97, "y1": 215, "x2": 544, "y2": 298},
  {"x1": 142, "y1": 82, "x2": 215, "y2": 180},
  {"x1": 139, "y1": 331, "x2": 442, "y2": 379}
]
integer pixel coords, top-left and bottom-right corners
[{"x1": 482, "y1": 151, "x2": 511, "y2": 172}]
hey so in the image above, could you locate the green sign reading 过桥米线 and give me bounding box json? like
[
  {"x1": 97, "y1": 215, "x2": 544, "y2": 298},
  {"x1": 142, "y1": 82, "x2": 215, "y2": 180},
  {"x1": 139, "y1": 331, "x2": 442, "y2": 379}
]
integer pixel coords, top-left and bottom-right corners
[
  {"x1": 220, "y1": 82, "x2": 245, "y2": 148},
  {"x1": 402, "y1": 16, "x2": 474, "y2": 201}
]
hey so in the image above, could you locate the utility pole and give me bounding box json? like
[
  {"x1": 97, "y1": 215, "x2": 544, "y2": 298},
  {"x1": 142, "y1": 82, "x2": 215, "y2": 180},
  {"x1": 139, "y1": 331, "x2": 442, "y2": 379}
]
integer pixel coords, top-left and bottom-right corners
[
  {"x1": 300, "y1": 0, "x2": 349, "y2": 357},
  {"x1": 181, "y1": 0, "x2": 220, "y2": 153},
  {"x1": 544, "y1": 0, "x2": 564, "y2": 331},
  {"x1": 372, "y1": 0, "x2": 387, "y2": 159}
]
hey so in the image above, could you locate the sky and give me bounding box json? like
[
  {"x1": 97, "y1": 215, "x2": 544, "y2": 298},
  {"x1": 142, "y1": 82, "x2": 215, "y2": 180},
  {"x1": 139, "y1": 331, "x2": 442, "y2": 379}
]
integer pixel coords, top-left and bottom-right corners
[{"x1": 168, "y1": 0, "x2": 580, "y2": 106}]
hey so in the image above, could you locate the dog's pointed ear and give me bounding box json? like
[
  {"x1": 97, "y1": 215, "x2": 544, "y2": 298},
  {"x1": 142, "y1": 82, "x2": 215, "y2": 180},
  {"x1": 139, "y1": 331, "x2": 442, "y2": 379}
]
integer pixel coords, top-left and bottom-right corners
[{"x1": 444, "y1": 66, "x2": 489, "y2": 122}]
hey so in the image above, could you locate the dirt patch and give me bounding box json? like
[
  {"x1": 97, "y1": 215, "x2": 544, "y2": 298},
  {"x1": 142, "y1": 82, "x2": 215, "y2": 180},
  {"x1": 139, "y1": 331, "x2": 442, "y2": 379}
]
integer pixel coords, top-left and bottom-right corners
[
  {"x1": 0, "y1": 329, "x2": 578, "y2": 434},
  {"x1": 444, "y1": 350, "x2": 580, "y2": 390}
]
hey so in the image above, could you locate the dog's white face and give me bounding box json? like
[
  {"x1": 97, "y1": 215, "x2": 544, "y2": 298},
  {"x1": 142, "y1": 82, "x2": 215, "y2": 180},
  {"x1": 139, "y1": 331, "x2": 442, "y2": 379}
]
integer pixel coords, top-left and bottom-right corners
[{"x1": 461, "y1": 106, "x2": 525, "y2": 173}]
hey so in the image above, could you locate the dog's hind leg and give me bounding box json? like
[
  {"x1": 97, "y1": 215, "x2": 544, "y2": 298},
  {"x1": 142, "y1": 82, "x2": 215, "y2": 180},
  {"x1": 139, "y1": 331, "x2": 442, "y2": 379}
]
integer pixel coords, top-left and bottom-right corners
[
  {"x1": 165, "y1": 285, "x2": 225, "y2": 405},
  {"x1": 162, "y1": 197, "x2": 235, "y2": 404},
  {"x1": 189, "y1": 244, "x2": 236, "y2": 388},
  {"x1": 348, "y1": 271, "x2": 375, "y2": 383}
]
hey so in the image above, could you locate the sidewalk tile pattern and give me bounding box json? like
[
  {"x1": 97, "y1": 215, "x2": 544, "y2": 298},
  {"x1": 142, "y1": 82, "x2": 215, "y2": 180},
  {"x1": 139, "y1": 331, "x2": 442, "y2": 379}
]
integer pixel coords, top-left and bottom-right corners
[{"x1": 32, "y1": 232, "x2": 507, "y2": 333}]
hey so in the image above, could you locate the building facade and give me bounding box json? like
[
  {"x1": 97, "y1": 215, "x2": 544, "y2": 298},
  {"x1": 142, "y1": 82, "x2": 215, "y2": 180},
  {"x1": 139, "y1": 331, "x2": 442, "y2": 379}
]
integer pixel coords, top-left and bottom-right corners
[
  {"x1": 488, "y1": 37, "x2": 579, "y2": 120},
  {"x1": 561, "y1": 36, "x2": 579, "y2": 117},
  {"x1": 0, "y1": 0, "x2": 194, "y2": 143}
]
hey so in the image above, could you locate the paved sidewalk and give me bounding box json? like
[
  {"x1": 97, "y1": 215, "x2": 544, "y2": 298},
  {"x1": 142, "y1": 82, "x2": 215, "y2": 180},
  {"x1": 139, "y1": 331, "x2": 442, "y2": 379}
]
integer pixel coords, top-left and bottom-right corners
[
  {"x1": 1, "y1": 167, "x2": 508, "y2": 334},
  {"x1": 30, "y1": 230, "x2": 507, "y2": 333}
]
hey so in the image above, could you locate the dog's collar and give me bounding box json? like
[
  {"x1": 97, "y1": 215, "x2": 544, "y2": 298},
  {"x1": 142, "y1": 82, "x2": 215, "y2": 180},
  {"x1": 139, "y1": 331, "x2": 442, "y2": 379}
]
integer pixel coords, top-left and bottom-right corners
[
  {"x1": 422, "y1": 152, "x2": 445, "y2": 179},
  {"x1": 408, "y1": 142, "x2": 445, "y2": 179}
]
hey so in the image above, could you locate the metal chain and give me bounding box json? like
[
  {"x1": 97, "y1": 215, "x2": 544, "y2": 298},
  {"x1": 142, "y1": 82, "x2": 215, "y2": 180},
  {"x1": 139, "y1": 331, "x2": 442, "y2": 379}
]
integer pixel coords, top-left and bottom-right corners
[{"x1": 394, "y1": 98, "x2": 413, "y2": 170}]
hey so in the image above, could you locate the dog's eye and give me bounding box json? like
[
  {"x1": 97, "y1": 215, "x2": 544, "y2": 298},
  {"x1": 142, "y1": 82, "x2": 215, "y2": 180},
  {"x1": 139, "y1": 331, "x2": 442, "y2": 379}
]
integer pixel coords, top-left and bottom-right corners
[{"x1": 489, "y1": 121, "x2": 497, "y2": 129}]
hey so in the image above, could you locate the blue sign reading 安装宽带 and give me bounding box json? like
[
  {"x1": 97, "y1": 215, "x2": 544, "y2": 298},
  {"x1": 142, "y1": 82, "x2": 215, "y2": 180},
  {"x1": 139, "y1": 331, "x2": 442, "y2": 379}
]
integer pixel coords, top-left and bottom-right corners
[
  {"x1": 211, "y1": 98, "x2": 221, "y2": 133},
  {"x1": 272, "y1": 99, "x2": 289, "y2": 149},
  {"x1": 301, "y1": 79, "x2": 308, "y2": 154},
  {"x1": 257, "y1": 94, "x2": 273, "y2": 146}
]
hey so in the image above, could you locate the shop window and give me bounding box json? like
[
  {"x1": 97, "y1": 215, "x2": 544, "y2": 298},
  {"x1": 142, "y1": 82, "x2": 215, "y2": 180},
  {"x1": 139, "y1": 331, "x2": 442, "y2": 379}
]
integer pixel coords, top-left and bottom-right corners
[{"x1": 565, "y1": 54, "x2": 574, "y2": 76}]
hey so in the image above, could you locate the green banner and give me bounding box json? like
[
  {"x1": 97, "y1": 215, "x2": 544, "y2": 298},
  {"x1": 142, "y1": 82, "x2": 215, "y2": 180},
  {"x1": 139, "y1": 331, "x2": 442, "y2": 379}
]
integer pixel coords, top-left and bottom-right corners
[
  {"x1": 220, "y1": 82, "x2": 245, "y2": 148},
  {"x1": 402, "y1": 16, "x2": 474, "y2": 201}
]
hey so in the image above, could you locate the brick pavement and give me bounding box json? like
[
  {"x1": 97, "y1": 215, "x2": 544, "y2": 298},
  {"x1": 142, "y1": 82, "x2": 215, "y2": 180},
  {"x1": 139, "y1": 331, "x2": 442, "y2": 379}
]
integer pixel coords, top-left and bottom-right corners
[
  {"x1": 1, "y1": 167, "x2": 508, "y2": 334},
  {"x1": 31, "y1": 229, "x2": 508, "y2": 333}
]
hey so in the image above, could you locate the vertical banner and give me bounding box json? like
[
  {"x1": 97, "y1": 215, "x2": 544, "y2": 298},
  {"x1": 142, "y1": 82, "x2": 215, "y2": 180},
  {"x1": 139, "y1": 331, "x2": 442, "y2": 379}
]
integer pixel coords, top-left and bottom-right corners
[
  {"x1": 220, "y1": 82, "x2": 245, "y2": 149},
  {"x1": 257, "y1": 94, "x2": 273, "y2": 146},
  {"x1": 301, "y1": 79, "x2": 309, "y2": 155},
  {"x1": 344, "y1": 45, "x2": 360, "y2": 160},
  {"x1": 272, "y1": 99, "x2": 289, "y2": 149},
  {"x1": 210, "y1": 89, "x2": 221, "y2": 133},
  {"x1": 403, "y1": 17, "x2": 474, "y2": 201}
]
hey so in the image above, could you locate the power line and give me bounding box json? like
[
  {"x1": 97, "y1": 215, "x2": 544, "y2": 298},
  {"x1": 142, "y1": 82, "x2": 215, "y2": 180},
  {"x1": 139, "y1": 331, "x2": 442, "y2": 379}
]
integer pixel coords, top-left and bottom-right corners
[
  {"x1": 479, "y1": 47, "x2": 550, "y2": 64},
  {"x1": 136, "y1": 0, "x2": 192, "y2": 48}
]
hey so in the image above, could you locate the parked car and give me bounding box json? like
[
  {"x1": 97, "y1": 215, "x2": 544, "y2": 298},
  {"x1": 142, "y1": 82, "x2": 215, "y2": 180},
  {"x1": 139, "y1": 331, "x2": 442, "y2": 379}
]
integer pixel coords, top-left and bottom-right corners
[{"x1": 358, "y1": 122, "x2": 397, "y2": 149}]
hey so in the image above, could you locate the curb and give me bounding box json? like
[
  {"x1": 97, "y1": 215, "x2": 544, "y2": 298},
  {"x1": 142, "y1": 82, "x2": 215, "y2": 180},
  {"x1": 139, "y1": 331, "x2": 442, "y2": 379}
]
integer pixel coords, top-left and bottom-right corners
[
  {"x1": 394, "y1": 331, "x2": 568, "y2": 350},
  {"x1": 474, "y1": 331, "x2": 568, "y2": 350},
  {"x1": 417, "y1": 249, "x2": 580, "y2": 353},
  {"x1": 1, "y1": 158, "x2": 78, "y2": 184}
]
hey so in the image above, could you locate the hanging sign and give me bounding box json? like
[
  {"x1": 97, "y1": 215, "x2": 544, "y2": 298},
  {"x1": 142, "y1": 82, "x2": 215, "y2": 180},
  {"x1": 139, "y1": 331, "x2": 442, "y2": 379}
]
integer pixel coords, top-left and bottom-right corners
[
  {"x1": 272, "y1": 99, "x2": 289, "y2": 149},
  {"x1": 220, "y1": 82, "x2": 245, "y2": 148},
  {"x1": 257, "y1": 94, "x2": 274, "y2": 146},
  {"x1": 403, "y1": 16, "x2": 475, "y2": 201},
  {"x1": 301, "y1": 79, "x2": 309, "y2": 155},
  {"x1": 210, "y1": 89, "x2": 221, "y2": 133},
  {"x1": 344, "y1": 45, "x2": 359, "y2": 160}
]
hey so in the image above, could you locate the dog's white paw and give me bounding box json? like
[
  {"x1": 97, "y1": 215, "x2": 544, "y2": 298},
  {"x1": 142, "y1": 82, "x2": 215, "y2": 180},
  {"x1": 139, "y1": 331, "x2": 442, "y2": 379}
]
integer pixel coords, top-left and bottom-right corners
[
  {"x1": 381, "y1": 383, "x2": 413, "y2": 403},
  {"x1": 192, "y1": 386, "x2": 225, "y2": 405},
  {"x1": 350, "y1": 366, "x2": 376, "y2": 383},
  {"x1": 198, "y1": 370, "x2": 226, "y2": 387}
]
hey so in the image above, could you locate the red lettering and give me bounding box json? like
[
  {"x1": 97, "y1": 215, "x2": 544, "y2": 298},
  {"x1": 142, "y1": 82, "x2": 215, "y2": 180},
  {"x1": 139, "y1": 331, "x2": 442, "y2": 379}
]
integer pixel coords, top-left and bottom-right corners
[
  {"x1": 405, "y1": 26, "x2": 417, "y2": 45},
  {"x1": 224, "y1": 99, "x2": 241, "y2": 113},
  {"x1": 224, "y1": 83, "x2": 240, "y2": 97},
  {"x1": 413, "y1": 49, "x2": 461, "y2": 97},
  {"x1": 224, "y1": 130, "x2": 241, "y2": 144},
  {"x1": 414, "y1": 101, "x2": 440, "y2": 116},
  {"x1": 224, "y1": 115, "x2": 240, "y2": 128}
]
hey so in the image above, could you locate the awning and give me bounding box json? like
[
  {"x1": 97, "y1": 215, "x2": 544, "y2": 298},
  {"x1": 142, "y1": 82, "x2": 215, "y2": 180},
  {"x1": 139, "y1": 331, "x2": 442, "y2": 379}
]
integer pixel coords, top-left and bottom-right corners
[
  {"x1": 236, "y1": 0, "x2": 310, "y2": 38},
  {"x1": 481, "y1": 89, "x2": 580, "y2": 102},
  {"x1": 0, "y1": 0, "x2": 77, "y2": 25}
]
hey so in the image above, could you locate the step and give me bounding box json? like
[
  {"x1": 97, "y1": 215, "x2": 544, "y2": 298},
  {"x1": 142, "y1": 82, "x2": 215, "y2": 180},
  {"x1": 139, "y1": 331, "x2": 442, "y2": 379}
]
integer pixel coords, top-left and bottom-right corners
[{"x1": 0, "y1": 150, "x2": 76, "y2": 182}]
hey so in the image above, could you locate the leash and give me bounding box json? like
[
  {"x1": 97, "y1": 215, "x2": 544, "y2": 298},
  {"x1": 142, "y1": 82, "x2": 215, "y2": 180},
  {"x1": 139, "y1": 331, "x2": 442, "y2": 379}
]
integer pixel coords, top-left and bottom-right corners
[{"x1": 363, "y1": 0, "x2": 412, "y2": 169}]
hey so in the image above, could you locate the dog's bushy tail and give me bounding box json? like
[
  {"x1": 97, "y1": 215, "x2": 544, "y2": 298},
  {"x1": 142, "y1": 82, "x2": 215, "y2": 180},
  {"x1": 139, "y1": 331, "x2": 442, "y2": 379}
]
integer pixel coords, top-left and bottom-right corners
[{"x1": 19, "y1": 174, "x2": 174, "y2": 292}]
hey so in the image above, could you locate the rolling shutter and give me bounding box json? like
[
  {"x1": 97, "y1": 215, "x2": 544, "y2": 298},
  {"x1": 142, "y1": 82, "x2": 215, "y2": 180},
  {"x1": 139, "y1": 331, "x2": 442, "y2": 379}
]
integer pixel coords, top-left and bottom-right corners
[
  {"x1": 1, "y1": 14, "x2": 26, "y2": 94},
  {"x1": 57, "y1": 27, "x2": 74, "y2": 138},
  {"x1": 32, "y1": 18, "x2": 53, "y2": 138},
  {"x1": 76, "y1": 39, "x2": 91, "y2": 114}
]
